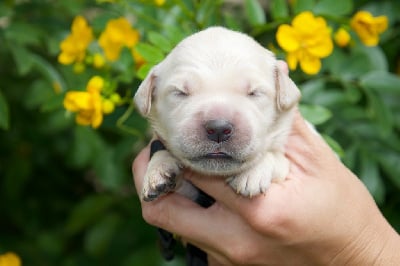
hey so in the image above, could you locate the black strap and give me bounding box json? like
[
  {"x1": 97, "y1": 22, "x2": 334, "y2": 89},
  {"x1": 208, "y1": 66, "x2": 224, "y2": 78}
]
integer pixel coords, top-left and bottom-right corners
[
  {"x1": 149, "y1": 139, "x2": 214, "y2": 265},
  {"x1": 150, "y1": 139, "x2": 166, "y2": 158}
]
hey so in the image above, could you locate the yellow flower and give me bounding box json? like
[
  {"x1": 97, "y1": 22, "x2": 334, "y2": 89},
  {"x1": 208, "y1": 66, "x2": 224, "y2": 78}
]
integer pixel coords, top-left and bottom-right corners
[
  {"x1": 109, "y1": 92, "x2": 122, "y2": 104},
  {"x1": 132, "y1": 49, "x2": 145, "y2": 68},
  {"x1": 73, "y1": 62, "x2": 85, "y2": 73},
  {"x1": 0, "y1": 252, "x2": 21, "y2": 266},
  {"x1": 334, "y1": 28, "x2": 351, "y2": 47},
  {"x1": 350, "y1": 11, "x2": 388, "y2": 46},
  {"x1": 154, "y1": 0, "x2": 166, "y2": 6},
  {"x1": 58, "y1": 16, "x2": 94, "y2": 65},
  {"x1": 63, "y1": 76, "x2": 106, "y2": 128},
  {"x1": 276, "y1": 11, "x2": 333, "y2": 75},
  {"x1": 99, "y1": 17, "x2": 140, "y2": 61},
  {"x1": 86, "y1": 76, "x2": 104, "y2": 93},
  {"x1": 102, "y1": 99, "x2": 115, "y2": 114},
  {"x1": 93, "y1": 53, "x2": 106, "y2": 68}
]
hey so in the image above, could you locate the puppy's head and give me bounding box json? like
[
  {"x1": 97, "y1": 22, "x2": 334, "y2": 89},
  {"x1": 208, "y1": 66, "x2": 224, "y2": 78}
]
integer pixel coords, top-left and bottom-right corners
[{"x1": 134, "y1": 27, "x2": 300, "y2": 175}]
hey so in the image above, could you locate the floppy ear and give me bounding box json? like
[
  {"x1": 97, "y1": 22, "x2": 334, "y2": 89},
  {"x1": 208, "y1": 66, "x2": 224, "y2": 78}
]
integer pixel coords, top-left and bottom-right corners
[
  {"x1": 134, "y1": 66, "x2": 158, "y2": 116},
  {"x1": 275, "y1": 66, "x2": 301, "y2": 111}
]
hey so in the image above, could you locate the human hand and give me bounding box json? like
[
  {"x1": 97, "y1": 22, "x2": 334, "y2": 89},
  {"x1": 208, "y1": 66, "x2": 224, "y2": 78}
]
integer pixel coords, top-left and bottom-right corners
[{"x1": 133, "y1": 100, "x2": 400, "y2": 266}]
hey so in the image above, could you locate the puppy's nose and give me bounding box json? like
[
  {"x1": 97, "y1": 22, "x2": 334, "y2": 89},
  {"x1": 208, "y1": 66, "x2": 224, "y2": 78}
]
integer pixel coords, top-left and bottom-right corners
[{"x1": 205, "y1": 119, "x2": 233, "y2": 143}]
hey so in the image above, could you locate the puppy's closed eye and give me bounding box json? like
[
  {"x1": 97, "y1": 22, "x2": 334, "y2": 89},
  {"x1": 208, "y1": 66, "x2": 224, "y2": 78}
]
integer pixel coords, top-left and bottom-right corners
[
  {"x1": 247, "y1": 89, "x2": 263, "y2": 97},
  {"x1": 169, "y1": 86, "x2": 190, "y2": 98}
]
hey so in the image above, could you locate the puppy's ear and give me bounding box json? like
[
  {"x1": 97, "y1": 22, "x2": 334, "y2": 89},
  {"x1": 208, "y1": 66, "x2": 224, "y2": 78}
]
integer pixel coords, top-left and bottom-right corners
[
  {"x1": 275, "y1": 66, "x2": 301, "y2": 111},
  {"x1": 134, "y1": 66, "x2": 158, "y2": 116}
]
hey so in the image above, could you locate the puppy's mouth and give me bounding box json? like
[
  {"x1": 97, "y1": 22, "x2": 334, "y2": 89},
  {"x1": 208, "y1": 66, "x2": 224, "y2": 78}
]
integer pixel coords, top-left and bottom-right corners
[{"x1": 204, "y1": 152, "x2": 232, "y2": 159}]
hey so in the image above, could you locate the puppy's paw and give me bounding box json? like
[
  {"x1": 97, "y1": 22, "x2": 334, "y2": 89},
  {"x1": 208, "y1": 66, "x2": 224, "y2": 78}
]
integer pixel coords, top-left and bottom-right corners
[
  {"x1": 227, "y1": 152, "x2": 289, "y2": 197},
  {"x1": 227, "y1": 170, "x2": 272, "y2": 197},
  {"x1": 142, "y1": 151, "x2": 182, "y2": 202}
]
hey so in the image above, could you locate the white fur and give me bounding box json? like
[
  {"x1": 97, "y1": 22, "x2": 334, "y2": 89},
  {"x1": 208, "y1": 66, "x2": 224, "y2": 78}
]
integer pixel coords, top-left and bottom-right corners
[{"x1": 134, "y1": 27, "x2": 300, "y2": 200}]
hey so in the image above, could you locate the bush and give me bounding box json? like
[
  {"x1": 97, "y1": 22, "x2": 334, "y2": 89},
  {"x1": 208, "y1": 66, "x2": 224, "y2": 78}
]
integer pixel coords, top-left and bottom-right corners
[{"x1": 1, "y1": 0, "x2": 399, "y2": 265}]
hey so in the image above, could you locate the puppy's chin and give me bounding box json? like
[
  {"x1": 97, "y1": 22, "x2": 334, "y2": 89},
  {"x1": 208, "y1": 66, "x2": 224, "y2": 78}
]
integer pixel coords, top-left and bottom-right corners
[{"x1": 183, "y1": 156, "x2": 247, "y2": 176}]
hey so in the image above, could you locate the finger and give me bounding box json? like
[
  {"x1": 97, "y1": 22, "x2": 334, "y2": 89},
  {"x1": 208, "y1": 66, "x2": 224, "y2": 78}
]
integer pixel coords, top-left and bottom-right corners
[
  {"x1": 184, "y1": 171, "x2": 250, "y2": 209},
  {"x1": 143, "y1": 193, "x2": 262, "y2": 266},
  {"x1": 141, "y1": 192, "x2": 236, "y2": 246},
  {"x1": 183, "y1": 170, "x2": 279, "y2": 221},
  {"x1": 286, "y1": 110, "x2": 340, "y2": 176},
  {"x1": 132, "y1": 145, "x2": 150, "y2": 195}
]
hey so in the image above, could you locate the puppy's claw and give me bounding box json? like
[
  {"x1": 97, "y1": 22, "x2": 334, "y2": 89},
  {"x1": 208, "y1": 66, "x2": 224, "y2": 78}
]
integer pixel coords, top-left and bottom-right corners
[{"x1": 142, "y1": 192, "x2": 159, "y2": 202}]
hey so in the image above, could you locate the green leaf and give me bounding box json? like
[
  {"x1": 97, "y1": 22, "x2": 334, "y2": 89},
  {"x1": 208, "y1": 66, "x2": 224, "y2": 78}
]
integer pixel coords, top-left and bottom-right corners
[
  {"x1": 196, "y1": 0, "x2": 219, "y2": 27},
  {"x1": 84, "y1": 213, "x2": 121, "y2": 256},
  {"x1": 136, "y1": 63, "x2": 153, "y2": 80},
  {"x1": 0, "y1": 89, "x2": 9, "y2": 130},
  {"x1": 343, "y1": 84, "x2": 362, "y2": 104},
  {"x1": 24, "y1": 79, "x2": 64, "y2": 113},
  {"x1": 134, "y1": 43, "x2": 165, "y2": 64},
  {"x1": 299, "y1": 104, "x2": 332, "y2": 125},
  {"x1": 30, "y1": 54, "x2": 67, "y2": 93},
  {"x1": 65, "y1": 195, "x2": 115, "y2": 235},
  {"x1": 4, "y1": 21, "x2": 43, "y2": 46},
  {"x1": 271, "y1": 0, "x2": 289, "y2": 20},
  {"x1": 358, "y1": 46, "x2": 388, "y2": 72},
  {"x1": 299, "y1": 78, "x2": 326, "y2": 104},
  {"x1": 245, "y1": 0, "x2": 266, "y2": 26},
  {"x1": 322, "y1": 134, "x2": 344, "y2": 158},
  {"x1": 313, "y1": 91, "x2": 348, "y2": 107},
  {"x1": 313, "y1": 0, "x2": 353, "y2": 16},
  {"x1": 93, "y1": 147, "x2": 124, "y2": 191},
  {"x1": 360, "y1": 152, "x2": 385, "y2": 204},
  {"x1": 9, "y1": 44, "x2": 35, "y2": 75},
  {"x1": 164, "y1": 25, "x2": 188, "y2": 46},
  {"x1": 378, "y1": 151, "x2": 400, "y2": 190},
  {"x1": 223, "y1": 13, "x2": 243, "y2": 31},
  {"x1": 293, "y1": 0, "x2": 315, "y2": 14},
  {"x1": 360, "y1": 71, "x2": 400, "y2": 95},
  {"x1": 148, "y1": 31, "x2": 174, "y2": 53},
  {"x1": 68, "y1": 126, "x2": 104, "y2": 168},
  {"x1": 364, "y1": 87, "x2": 393, "y2": 136},
  {"x1": 336, "y1": 52, "x2": 372, "y2": 81},
  {"x1": 40, "y1": 94, "x2": 64, "y2": 112}
]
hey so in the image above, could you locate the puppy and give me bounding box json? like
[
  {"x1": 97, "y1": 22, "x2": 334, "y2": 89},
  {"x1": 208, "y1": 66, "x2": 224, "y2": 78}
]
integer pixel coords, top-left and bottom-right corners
[{"x1": 134, "y1": 26, "x2": 300, "y2": 202}]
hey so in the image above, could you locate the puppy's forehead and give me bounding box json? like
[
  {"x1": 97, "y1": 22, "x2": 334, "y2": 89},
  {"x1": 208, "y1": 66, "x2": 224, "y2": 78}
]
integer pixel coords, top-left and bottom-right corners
[{"x1": 158, "y1": 27, "x2": 276, "y2": 76}]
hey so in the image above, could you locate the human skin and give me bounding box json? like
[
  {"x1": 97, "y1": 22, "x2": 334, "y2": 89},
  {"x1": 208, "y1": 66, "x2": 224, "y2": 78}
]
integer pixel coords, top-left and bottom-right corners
[{"x1": 132, "y1": 59, "x2": 400, "y2": 264}]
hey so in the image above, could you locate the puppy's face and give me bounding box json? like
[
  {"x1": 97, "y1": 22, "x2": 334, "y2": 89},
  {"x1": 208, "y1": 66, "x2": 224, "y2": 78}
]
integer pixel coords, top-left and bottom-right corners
[{"x1": 135, "y1": 27, "x2": 300, "y2": 176}]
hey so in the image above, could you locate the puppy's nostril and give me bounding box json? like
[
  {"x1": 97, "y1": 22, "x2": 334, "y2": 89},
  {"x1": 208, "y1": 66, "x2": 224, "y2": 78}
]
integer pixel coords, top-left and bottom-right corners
[
  {"x1": 207, "y1": 129, "x2": 216, "y2": 135},
  {"x1": 205, "y1": 119, "x2": 233, "y2": 143},
  {"x1": 223, "y1": 129, "x2": 231, "y2": 135}
]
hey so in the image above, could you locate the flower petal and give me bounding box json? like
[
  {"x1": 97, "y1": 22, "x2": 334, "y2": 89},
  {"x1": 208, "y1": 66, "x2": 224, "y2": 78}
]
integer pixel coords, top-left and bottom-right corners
[
  {"x1": 286, "y1": 52, "x2": 298, "y2": 71},
  {"x1": 300, "y1": 54, "x2": 321, "y2": 75},
  {"x1": 63, "y1": 91, "x2": 92, "y2": 112},
  {"x1": 276, "y1": 25, "x2": 299, "y2": 52},
  {"x1": 307, "y1": 37, "x2": 333, "y2": 58},
  {"x1": 375, "y1": 16, "x2": 388, "y2": 33}
]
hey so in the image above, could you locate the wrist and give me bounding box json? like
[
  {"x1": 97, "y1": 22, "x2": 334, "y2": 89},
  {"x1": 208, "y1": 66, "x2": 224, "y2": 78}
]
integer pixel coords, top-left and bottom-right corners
[{"x1": 329, "y1": 213, "x2": 400, "y2": 265}]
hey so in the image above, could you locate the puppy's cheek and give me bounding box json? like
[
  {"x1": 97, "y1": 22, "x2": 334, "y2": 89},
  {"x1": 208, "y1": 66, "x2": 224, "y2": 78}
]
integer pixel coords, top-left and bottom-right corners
[{"x1": 170, "y1": 123, "x2": 205, "y2": 155}]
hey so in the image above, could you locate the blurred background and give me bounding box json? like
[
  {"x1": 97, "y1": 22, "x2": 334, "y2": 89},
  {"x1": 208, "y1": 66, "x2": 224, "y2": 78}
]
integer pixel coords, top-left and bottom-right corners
[{"x1": 0, "y1": 0, "x2": 399, "y2": 265}]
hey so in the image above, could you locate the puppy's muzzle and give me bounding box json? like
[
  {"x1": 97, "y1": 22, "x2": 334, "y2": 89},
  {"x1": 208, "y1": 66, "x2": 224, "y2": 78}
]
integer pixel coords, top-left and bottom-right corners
[{"x1": 204, "y1": 119, "x2": 233, "y2": 143}]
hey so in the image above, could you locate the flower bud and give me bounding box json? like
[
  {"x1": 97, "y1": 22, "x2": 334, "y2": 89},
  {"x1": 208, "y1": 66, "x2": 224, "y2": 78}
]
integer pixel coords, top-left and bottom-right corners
[{"x1": 102, "y1": 99, "x2": 115, "y2": 114}]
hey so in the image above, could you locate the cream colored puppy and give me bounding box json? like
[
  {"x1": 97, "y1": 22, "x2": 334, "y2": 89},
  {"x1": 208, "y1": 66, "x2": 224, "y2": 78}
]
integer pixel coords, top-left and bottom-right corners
[{"x1": 134, "y1": 27, "x2": 300, "y2": 201}]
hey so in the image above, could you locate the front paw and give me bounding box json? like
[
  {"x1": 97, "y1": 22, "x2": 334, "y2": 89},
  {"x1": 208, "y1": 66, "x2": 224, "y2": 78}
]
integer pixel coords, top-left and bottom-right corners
[
  {"x1": 227, "y1": 153, "x2": 289, "y2": 197},
  {"x1": 142, "y1": 151, "x2": 182, "y2": 202},
  {"x1": 227, "y1": 171, "x2": 272, "y2": 197}
]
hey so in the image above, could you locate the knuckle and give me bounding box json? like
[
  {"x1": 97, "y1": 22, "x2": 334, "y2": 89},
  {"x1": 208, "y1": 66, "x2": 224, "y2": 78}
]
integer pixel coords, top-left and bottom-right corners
[
  {"x1": 225, "y1": 243, "x2": 259, "y2": 265},
  {"x1": 246, "y1": 204, "x2": 290, "y2": 239}
]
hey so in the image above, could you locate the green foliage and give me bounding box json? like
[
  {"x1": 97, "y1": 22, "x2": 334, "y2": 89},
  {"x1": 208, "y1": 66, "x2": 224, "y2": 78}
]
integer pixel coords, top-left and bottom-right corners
[{"x1": 0, "y1": 0, "x2": 400, "y2": 265}]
